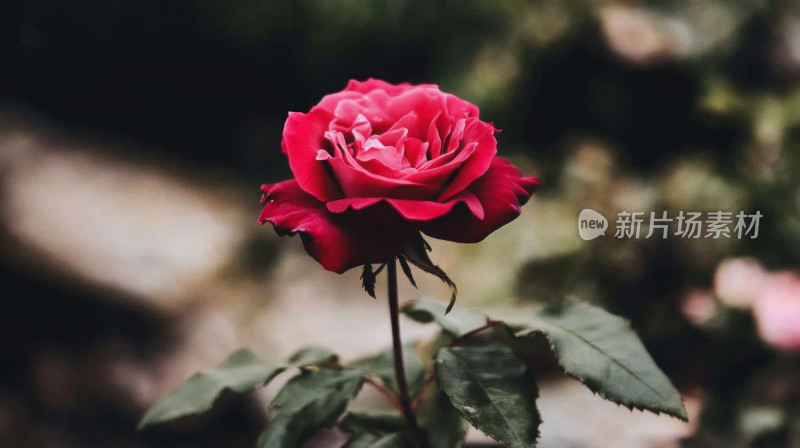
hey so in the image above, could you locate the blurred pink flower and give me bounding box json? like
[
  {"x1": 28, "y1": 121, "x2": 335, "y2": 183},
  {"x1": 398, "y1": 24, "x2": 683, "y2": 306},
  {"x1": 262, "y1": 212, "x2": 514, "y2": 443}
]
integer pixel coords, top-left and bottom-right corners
[
  {"x1": 753, "y1": 272, "x2": 800, "y2": 352},
  {"x1": 713, "y1": 257, "x2": 768, "y2": 309},
  {"x1": 599, "y1": 6, "x2": 690, "y2": 66},
  {"x1": 680, "y1": 288, "x2": 717, "y2": 326}
]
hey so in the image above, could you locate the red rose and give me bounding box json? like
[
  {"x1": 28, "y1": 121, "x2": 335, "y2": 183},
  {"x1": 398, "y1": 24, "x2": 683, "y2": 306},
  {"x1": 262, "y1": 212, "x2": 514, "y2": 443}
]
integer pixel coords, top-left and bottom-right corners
[{"x1": 259, "y1": 79, "x2": 540, "y2": 273}]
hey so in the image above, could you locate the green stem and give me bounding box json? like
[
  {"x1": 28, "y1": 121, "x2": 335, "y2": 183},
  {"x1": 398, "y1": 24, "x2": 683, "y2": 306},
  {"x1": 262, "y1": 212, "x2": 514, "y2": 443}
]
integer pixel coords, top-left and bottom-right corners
[{"x1": 387, "y1": 258, "x2": 426, "y2": 448}]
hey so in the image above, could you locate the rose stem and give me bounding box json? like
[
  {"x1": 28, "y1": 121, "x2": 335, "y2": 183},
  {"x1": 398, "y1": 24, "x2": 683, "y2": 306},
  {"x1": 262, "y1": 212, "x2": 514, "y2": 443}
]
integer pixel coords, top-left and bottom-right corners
[{"x1": 387, "y1": 258, "x2": 426, "y2": 448}]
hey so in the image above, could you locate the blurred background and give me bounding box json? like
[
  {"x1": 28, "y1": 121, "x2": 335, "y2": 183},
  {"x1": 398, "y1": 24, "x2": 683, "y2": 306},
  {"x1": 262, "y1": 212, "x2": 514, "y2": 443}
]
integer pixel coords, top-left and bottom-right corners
[{"x1": 1, "y1": 0, "x2": 800, "y2": 447}]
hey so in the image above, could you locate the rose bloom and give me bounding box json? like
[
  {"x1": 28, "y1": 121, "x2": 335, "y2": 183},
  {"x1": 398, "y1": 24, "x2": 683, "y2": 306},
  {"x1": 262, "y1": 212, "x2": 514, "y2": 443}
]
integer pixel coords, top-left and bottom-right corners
[
  {"x1": 753, "y1": 272, "x2": 800, "y2": 352},
  {"x1": 259, "y1": 79, "x2": 540, "y2": 273}
]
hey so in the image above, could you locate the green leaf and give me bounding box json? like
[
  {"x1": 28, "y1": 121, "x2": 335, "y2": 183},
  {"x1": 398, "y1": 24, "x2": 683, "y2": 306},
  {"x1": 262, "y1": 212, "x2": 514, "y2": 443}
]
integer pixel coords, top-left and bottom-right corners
[
  {"x1": 341, "y1": 432, "x2": 381, "y2": 448},
  {"x1": 342, "y1": 432, "x2": 407, "y2": 448},
  {"x1": 398, "y1": 256, "x2": 418, "y2": 288},
  {"x1": 138, "y1": 348, "x2": 286, "y2": 430},
  {"x1": 437, "y1": 343, "x2": 540, "y2": 448},
  {"x1": 288, "y1": 346, "x2": 338, "y2": 367},
  {"x1": 514, "y1": 300, "x2": 687, "y2": 421},
  {"x1": 339, "y1": 411, "x2": 406, "y2": 435},
  {"x1": 257, "y1": 368, "x2": 365, "y2": 448},
  {"x1": 371, "y1": 433, "x2": 408, "y2": 448},
  {"x1": 361, "y1": 264, "x2": 377, "y2": 298},
  {"x1": 418, "y1": 385, "x2": 469, "y2": 448},
  {"x1": 339, "y1": 412, "x2": 408, "y2": 448},
  {"x1": 401, "y1": 298, "x2": 487, "y2": 337},
  {"x1": 350, "y1": 344, "x2": 426, "y2": 397},
  {"x1": 402, "y1": 232, "x2": 458, "y2": 313}
]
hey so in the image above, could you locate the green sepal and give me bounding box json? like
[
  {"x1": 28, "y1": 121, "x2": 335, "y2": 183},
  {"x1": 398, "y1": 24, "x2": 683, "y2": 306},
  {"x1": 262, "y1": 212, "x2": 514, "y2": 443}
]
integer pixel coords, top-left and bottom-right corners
[
  {"x1": 402, "y1": 232, "x2": 457, "y2": 313},
  {"x1": 361, "y1": 264, "x2": 377, "y2": 298}
]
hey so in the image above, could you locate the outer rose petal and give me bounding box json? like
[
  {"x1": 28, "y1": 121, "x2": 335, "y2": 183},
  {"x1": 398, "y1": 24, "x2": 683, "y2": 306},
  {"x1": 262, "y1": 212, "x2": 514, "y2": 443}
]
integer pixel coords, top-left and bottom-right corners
[
  {"x1": 282, "y1": 107, "x2": 342, "y2": 201},
  {"x1": 421, "y1": 157, "x2": 541, "y2": 243},
  {"x1": 258, "y1": 181, "x2": 404, "y2": 273},
  {"x1": 325, "y1": 189, "x2": 484, "y2": 222},
  {"x1": 316, "y1": 90, "x2": 363, "y2": 114},
  {"x1": 446, "y1": 93, "x2": 480, "y2": 119},
  {"x1": 344, "y1": 79, "x2": 478, "y2": 118},
  {"x1": 435, "y1": 120, "x2": 497, "y2": 202},
  {"x1": 344, "y1": 78, "x2": 437, "y2": 95}
]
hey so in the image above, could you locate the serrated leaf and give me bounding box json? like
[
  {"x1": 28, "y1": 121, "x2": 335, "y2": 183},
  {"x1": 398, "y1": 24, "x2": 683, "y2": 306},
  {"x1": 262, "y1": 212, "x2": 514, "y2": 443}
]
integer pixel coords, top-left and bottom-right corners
[
  {"x1": 257, "y1": 368, "x2": 365, "y2": 448},
  {"x1": 514, "y1": 300, "x2": 687, "y2": 421},
  {"x1": 398, "y1": 256, "x2": 418, "y2": 288},
  {"x1": 339, "y1": 411, "x2": 406, "y2": 435},
  {"x1": 361, "y1": 264, "x2": 377, "y2": 298},
  {"x1": 418, "y1": 383, "x2": 469, "y2": 448},
  {"x1": 437, "y1": 343, "x2": 540, "y2": 448},
  {"x1": 401, "y1": 298, "x2": 487, "y2": 337},
  {"x1": 343, "y1": 432, "x2": 407, "y2": 448},
  {"x1": 402, "y1": 232, "x2": 458, "y2": 313},
  {"x1": 350, "y1": 344, "x2": 426, "y2": 397},
  {"x1": 288, "y1": 346, "x2": 338, "y2": 367},
  {"x1": 138, "y1": 348, "x2": 286, "y2": 430}
]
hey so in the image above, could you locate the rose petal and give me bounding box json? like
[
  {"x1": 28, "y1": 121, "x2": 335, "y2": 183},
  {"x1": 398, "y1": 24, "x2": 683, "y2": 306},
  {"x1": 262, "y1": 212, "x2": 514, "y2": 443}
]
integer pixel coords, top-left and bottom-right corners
[
  {"x1": 259, "y1": 181, "x2": 404, "y2": 273},
  {"x1": 421, "y1": 157, "x2": 541, "y2": 243},
  {"x1": 345, "y1": 78, "x2": 438, "y2": 95},
  {"x1": 403, "y1": 138, "x2": 429, "y2": 168},
  {"x1": 385, "y1": 88, "x2": 450, "y2": 139},
  {"x1": 435, "y1": 120, "x2": 497, "y2": 202},
  {"x1": 324, "y1": 197, "x2": 384, "y2": 214},
  {"x1": 446, "y1": 92, "x2": 480, "y2": 118},
  {"x1": 356, "y1": 139, "x2": 411, "y2": 177},
  {"x1": 426, "y1": 111, "x2": 444, "y2": 159},
  {"x1": 445, "y1": 117, "x2": 467, "y2": 153},
  {"x1": 384, "y1": 111, "x2": 418, "y2": 137},
  {"x1": 331, "y1": 98, "x2": 392, "y2": 133},
  {"x1": 317, "y1": 90, "x2": 363, "y2": 113},
  {"x1": 326, "y1": 139, "x2": 439, "y2": 199},
  {"x1": 375, "y1": 128, "x2": 408, "y2": 148},
  {"x1": 326, "y1": 190, "x2": 484, "y2": 222},
  {"x1": 402, "y1": 142, "x2": 478, "y2": 187},
  {"x1": 282, "y1": 107, "x2": 342, "y2": 201}
]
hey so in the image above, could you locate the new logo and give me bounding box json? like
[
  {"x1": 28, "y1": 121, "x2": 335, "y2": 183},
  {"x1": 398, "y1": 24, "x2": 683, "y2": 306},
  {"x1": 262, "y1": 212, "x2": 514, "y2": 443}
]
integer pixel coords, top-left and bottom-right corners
[{"x1": 578, "y1": 209, "x2": 608, "y2": 240}]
